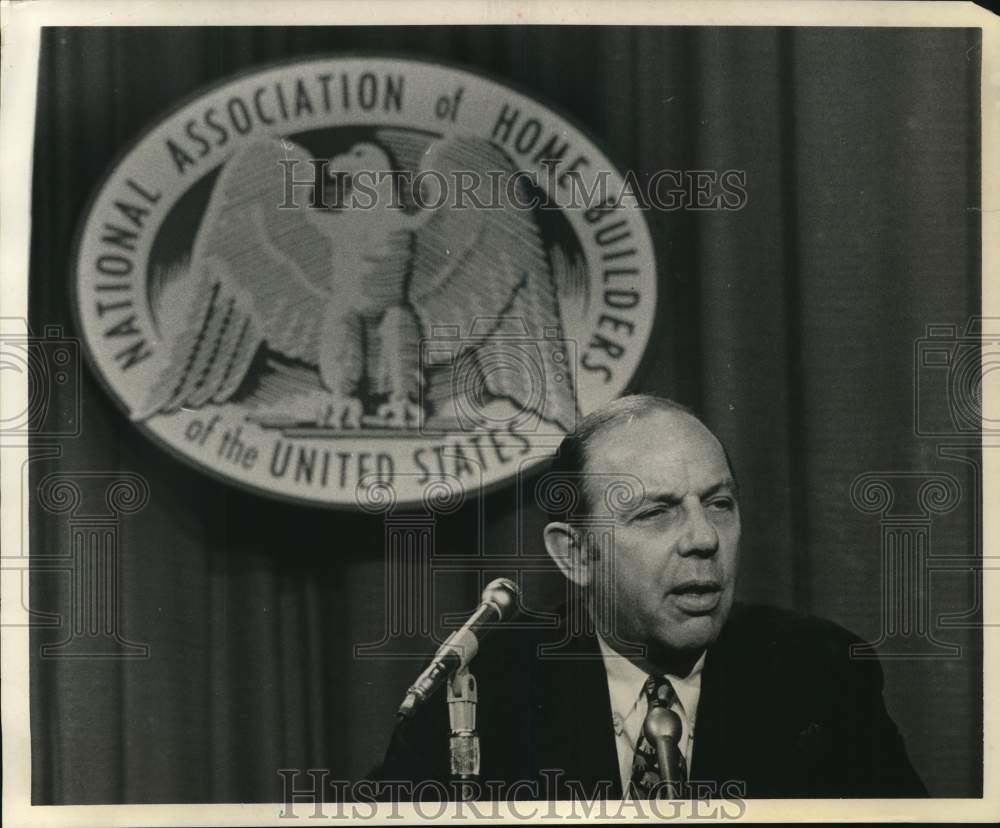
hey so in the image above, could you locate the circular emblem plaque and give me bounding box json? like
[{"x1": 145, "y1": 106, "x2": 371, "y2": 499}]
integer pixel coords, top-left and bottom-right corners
[{"x1": 73, "y1": 56, "x2": 657, "y2": 507}]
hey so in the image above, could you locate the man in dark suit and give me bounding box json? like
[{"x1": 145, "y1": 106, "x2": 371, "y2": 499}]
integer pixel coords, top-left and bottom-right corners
[{"x1": 375, "y1": 395, "x2": 926, "y2": 800}]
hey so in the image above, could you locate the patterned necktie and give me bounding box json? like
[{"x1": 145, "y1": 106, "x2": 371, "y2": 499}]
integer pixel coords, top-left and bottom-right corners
[{"x1": 629, "y1": 674, "x2": 688, "y2": 799}]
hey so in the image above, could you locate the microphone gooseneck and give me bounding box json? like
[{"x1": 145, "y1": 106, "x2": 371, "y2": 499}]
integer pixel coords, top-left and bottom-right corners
[{"x1": 396, "y1": 577, "x2": 519, "y2": 719}]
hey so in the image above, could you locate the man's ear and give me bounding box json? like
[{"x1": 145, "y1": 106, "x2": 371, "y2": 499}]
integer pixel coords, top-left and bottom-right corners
[{"x1": 543, "y1": 521, "x2": 594, "y2": 588}]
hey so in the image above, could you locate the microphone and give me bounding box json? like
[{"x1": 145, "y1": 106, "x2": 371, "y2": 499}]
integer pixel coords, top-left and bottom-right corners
[
  {"x1": 644, "y1": 705, "x2": 683, "y2": 797},
  {"x1": 396, "y1": 577, "x2": 519, "y2": 719}
]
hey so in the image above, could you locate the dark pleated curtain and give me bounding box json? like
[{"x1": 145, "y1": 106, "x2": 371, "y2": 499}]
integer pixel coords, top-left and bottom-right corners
[{"x1": 29, "y1": 25, "x2": 981, "y2": 802}]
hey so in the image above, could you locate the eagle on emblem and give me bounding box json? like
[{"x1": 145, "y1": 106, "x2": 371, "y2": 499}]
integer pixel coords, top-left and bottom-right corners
[{"x1": 136, "y1": 132, "x2": 578, "y2": 433}]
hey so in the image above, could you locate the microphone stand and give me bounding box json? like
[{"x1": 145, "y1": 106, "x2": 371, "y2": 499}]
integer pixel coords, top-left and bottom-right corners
[{"x1": 447, "y1": 666, "x2": 479, "y2": 801}]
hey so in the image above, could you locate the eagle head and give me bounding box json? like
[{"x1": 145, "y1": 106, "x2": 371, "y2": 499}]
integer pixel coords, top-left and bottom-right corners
[{"x1": 327, "y1": 142, "x2": 394, "y2": 205}]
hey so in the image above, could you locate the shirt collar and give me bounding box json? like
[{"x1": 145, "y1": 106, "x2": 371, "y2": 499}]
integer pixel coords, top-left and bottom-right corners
[{"x1": 596, "y1": 634, "x2": 706, "y2": 734}]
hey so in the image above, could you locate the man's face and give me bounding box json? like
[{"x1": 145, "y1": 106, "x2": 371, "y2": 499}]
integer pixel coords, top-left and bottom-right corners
[{"x1": 585, "y1": 410, "x2": 741, "y2": 658}]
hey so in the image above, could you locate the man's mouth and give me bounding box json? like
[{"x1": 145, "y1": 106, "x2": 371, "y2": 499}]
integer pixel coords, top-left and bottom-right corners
[{"x1": 668, "y1": 580, "x2": 723, "y2": 614}]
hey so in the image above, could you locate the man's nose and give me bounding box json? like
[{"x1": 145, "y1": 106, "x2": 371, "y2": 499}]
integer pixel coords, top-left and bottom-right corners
[{"x1": 678, "y1": 503, "x2": 719, "y2": 557}]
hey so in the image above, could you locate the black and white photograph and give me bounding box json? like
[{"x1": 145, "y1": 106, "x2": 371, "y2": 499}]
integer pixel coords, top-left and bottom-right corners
[{"x1": 0, "y1": 1, "x2": 996, "y2": 824}]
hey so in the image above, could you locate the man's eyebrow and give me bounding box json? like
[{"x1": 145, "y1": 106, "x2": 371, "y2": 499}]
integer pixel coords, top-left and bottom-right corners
[
  {"x1": 642, "y1": 478, "x2": 738, "y2": 504},
  {"x1": 643, "y1": 491, "x2": 682, "y2": 505},
  {"x1": 700, "y1": 478, "x2": 738, "y2": 498}
]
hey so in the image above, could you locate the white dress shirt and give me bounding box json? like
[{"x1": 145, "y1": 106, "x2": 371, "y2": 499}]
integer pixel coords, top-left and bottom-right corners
[{"x1": 596, "y1": 635, "x2": 705, "y2": 793}]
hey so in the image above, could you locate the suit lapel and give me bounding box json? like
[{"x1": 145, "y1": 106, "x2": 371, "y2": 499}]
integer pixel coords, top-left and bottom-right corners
[
  {"x1": 688, "y1": 640, "x2": 729, "y2": 783},
  {"x1": 534, "y1": 626, "x2": 623, "y2": 799},
  {"x1": 688, "y1": 606, "x2": 783, "y2": 794}
]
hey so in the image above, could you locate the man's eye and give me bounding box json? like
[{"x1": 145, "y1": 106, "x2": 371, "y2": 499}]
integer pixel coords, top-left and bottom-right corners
[
  {"x1": 706, "y1": 498, "x2": 735, "y2": 512},
  {"x1": 634, "y1": 505, "x2": 670, "y2": 521}
]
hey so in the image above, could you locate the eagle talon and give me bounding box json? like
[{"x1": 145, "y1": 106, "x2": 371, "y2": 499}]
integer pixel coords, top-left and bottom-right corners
[
  {"x1": 317, "y1": 398, "x2": 363, "y2": 430},
  {"x1": 376, "y1": 397, "x2": 421, "y2": 430}
]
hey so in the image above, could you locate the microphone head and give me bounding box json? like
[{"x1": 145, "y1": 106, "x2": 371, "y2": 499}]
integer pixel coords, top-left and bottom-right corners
[
  {"x1": 482, "y1": 577, "x2": 519, "y2": 621},
  {"x1": 643, "y1": 705, "x2": 683, "y2": 744}
]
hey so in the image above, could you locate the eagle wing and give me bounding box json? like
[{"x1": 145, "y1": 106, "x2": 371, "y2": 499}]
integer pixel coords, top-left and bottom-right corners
[
  {"x1": 380, "y1": 132, "x2": 578, "y2": 434},
  {"x1": 392, "y1": 137, "x2": 577, "y2": 431},
  {"x1": 136, "y1": 139, "x2": 332, "y2": 419}
]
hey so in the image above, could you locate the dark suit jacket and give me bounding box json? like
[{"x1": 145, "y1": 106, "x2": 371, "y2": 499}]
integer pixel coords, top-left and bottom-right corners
[{"x1": 373, "y1": 603, "x2": 927, "y2": 799}]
